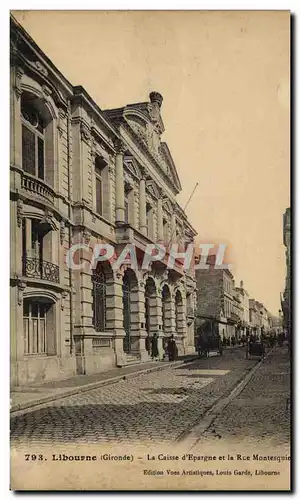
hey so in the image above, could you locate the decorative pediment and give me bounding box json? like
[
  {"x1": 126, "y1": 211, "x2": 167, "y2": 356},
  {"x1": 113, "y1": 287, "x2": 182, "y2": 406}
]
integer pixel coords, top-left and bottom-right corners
[
  {"x1": 124, "y1": 156, "x2": 142, "y2": 180},
  {"x1": 146, "y1": 180, "x2": 161, "y2": 200},
  {"x1": 105, "y1": 92, "x2": 182, "y2": 194},
  {"x1": 163, "y1": 198, "x2": 174, "y2": 215}
]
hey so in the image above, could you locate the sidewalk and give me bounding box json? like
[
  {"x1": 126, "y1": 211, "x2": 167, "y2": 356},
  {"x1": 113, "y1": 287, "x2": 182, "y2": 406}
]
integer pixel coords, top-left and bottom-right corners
[
  {"x1": 195, "y1": 345, "x2": 291, "y2": 447},
  {"x1": 10, "y1": 354, "x2": 198, "y2": 414}
]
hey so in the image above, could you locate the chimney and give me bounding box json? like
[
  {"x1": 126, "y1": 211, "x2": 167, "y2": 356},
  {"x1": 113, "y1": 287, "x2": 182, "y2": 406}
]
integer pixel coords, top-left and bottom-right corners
[
  {"x1": 240, "y1": 280, "x2": 244, "y2": 289},
  {"x1": 149, "y1": 91, "x2": 163, "y2": 109}
]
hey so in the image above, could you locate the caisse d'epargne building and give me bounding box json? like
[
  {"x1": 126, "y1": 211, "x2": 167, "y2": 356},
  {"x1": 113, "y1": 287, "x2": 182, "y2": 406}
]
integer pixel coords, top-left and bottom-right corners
[{"x1": 10, "y1": 15, "x2": 197, "y2": 387}]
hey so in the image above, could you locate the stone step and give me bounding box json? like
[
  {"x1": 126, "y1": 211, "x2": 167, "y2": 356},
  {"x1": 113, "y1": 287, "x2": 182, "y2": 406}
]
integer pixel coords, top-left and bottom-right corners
[{"x1": 124, "y1": 354, "x2": 143, "y2": 366}]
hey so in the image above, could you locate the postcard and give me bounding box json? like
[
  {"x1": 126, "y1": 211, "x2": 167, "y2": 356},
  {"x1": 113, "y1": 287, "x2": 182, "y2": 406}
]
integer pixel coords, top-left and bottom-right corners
[{"x1": 10, "y1": 10, "x2": 291, "y2": 491}]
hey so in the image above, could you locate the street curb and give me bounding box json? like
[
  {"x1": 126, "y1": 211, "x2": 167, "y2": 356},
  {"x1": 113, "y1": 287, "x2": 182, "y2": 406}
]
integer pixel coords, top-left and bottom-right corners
[
  {"x1": 10, "y1": 356, "x2": 198, "y2": 415},
  {"x1": 175, "y1": 347, "x2": 275, "y2": 450}
]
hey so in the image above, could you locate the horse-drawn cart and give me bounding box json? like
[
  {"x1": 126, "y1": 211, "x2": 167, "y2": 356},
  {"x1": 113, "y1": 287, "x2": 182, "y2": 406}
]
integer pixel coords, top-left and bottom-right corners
[
  {"x1": 246, "y1": 340, "x2": 265, "y2": 360},
  {"x1": 197, "y1": 334, "x2": 223, "y2": 358}
]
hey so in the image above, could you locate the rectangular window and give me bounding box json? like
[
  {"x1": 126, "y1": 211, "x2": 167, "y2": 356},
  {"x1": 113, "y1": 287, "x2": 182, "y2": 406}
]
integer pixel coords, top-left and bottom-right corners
[
  {"x1": 31, "y1": 220, "x2": 43, "y2": 262},
  {"x1": 22, "y1": 125, "x2": 36, "y2": 176},
  {"x1": 23, "y1": 300, "x2": 49, "y2": 355},
  {"x1": 37, "y1": 137, "x2": 45, "y2": 180},
  {"x1": 95, "y1": 156, "x2": 107, "y2": 217}
]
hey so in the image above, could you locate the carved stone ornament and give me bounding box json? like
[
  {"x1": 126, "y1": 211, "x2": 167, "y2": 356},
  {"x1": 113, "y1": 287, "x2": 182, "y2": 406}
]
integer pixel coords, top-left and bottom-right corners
[
  {"x1": 108, "y1": 165, "x2": 115, "y2": 179},
  {"x1": 114, "y1": 139, "x2": 126, "y2": 155},
  {"x1": 140, "y1": 166, "x2": 147, "y2": 181},
  {"x1": 41, "y1": 209, "x2": 54, "y2": 226},
  {"x1": 17, "y1": 281, "x2": 27, "y2": 306},
  {"x1": 57, "y1": 108, "x2": 66, "y2": 137},
  {"x1": 42, "y1": 84, "x2": 52, "y2": 103},
  {"x1": 124, "y1": 172, "x2": 134, "y2": 190},
  {"x1": 13, "y1": 66, "x2": 24, "y2": 101},
  {"x1": 29, "y1": 60, "x2": 49, "y2": 77},
  {"x1": 10, "y1": 38, "x2": 19, "y2": 65},
  {"x1": 82, "y1": 229, "x2": 91, "y2": 245},
  {"x1": 17, "y1": 199, "x2": 23, "y2": 227},
  {"x1": 60, "y1": 220, "x2": 66, "y2": 245},
  {"x1": 90, "y1": 139, "x2": 97, "y2": 159},
  {"x1": 61, "y1": 290, "x2": 68, "y2": 310},
  {"x1": 80, "y1": 123, "x2": 91, "y2": 144}
]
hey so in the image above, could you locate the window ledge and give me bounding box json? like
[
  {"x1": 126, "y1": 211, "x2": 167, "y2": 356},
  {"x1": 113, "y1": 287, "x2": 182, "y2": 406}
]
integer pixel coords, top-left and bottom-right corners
[{"x1": 23, "y1": 354, "x2": 57, "y2": 358}]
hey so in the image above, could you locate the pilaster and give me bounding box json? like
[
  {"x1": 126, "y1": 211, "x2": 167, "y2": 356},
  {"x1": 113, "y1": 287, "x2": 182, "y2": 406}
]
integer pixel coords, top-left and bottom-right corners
[
  {"x1": 115, "y1": 140, "x2": 125, "y2": 225},
  {"x1": 139, "y1": 172, "x2": 147, "y2": 236},
  {"x1": 129, "y1": 280, "x2": 148, "y2": 360}
]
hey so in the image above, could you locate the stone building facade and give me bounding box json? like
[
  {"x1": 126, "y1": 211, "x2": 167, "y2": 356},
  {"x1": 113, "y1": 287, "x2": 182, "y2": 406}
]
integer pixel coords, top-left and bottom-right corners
[
  {"x1": 249, "y1": 299, "x2": 269, "y2": 336},
  {"x1": 10, "y1": 16, "x2": 197, "y2": 387},
  {"x1": 195, "y1": 255, "x2": 238, "y2": 341},
  {"x1": 234, "y1": 280, "x2": 250, "y2": 336}
]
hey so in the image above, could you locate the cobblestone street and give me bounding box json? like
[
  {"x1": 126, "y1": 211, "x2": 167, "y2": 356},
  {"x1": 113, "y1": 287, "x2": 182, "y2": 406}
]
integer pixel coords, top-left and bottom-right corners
[
  {"x1": 193, "y1": 345, "x2": 290, "y2": 450},
  {"x1": 11, "y1": 347, "x2": 290, "y2": 449},
  {"x1": 11, "y1": 347, "x2": 258, "y2": 446}
]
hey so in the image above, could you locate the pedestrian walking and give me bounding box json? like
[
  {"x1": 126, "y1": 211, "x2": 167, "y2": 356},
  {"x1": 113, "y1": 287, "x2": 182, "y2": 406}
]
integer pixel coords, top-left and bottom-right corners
[
  {"x1": 167, "y1": 335, "x2": 177, "y2": 361},
  {"x1": 151, "y1": 333, "x2": 159, "y2": 360}
]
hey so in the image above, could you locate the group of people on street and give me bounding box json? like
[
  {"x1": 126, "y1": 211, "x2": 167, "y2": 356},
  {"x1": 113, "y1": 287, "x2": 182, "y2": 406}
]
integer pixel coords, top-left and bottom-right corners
[{"x1": 150, "y1": 333, "x2": 178, "y2": 362}]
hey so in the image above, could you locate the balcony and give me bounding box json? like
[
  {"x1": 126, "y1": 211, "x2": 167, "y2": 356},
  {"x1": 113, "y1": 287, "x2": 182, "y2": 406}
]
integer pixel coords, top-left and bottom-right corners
[
  {"x1": 21, "y1": 172, "x2": 55, "y2": 204},
  {"x1": 23, "y1": 256, "x2": 59, "y2": 283}
]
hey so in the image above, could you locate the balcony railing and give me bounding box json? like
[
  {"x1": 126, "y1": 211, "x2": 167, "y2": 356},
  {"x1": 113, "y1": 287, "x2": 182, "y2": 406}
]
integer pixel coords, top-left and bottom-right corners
[
  {"x1": 23, "y1": 256, "x2": 59, "y2": 283},
  {"x1": 21, "y1": 173, "x2": 55, "y2": 204}
]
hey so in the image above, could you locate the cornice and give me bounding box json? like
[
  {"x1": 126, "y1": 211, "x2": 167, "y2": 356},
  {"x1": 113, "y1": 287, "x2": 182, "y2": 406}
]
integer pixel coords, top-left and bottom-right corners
[{"x1": 10, "y1": 16, "x2": 73, "y2": 98}]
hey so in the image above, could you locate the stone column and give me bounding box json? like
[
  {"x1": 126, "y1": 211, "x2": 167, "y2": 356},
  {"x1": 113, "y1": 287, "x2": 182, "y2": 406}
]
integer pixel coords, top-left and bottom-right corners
[
  {"x1": 175, "y1": 292, "x2": 187, "y2": 355},
  {"x1": 171, "y1": 212, "x2": 176, "y2": 242},
  {"x1": 129, "y1": 280, "x2": 148, "y2": 361},
  {"x1": 106, "y1": 271, "x2": 126, "y2": 366},
  {"x1": 115, "y1": 141, "x2": 125, "y2": 225},
  {"x1": 151, "y1": 292, "x2": 164, "y2": 359},
  {"x1": 164, "y1": 293, "x2": 176, "y2": 338},
  {"x1": 157, "y1": 198, "x2": 164, "y2": 242},
  {"x1": 139, "y1": 175, "x2": 147, "y2": 236}
]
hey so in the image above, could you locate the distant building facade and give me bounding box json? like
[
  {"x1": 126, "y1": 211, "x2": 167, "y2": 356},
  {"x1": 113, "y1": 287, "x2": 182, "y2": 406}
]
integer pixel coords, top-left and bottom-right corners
[
  {"x1": 195, "y1": 256, "x2": 239, "y2": 341},
  {"x1": 249, "y1": 299, "x2": 270, "y2": 336},
  {"x1": 10, "y1": 16, "x2": 197, "y2": 387},
  {"x1": 234, "y1": 280, "x2": 250, "y2": 336},
  {"x1": 281, "y1": 207, "x2": 291, "y2": 336}
]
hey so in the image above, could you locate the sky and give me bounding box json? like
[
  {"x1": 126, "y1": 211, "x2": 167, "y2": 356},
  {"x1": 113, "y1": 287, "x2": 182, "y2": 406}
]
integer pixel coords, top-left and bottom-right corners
[{"x1": 12, "y1": 10, "x2": 290, "y2": 315}]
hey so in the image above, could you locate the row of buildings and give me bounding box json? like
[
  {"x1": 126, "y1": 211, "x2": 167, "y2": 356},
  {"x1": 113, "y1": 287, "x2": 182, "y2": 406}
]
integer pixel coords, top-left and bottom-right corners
[
  {"x1": 281, "y1": 207, "x2": 291, "y2": 338},
  {"x1": 195, "y1": 255, "x2": 272, "y2": 342},
  {"x1": 10, "y1": 16, "x2": 198, "y2": 387}
]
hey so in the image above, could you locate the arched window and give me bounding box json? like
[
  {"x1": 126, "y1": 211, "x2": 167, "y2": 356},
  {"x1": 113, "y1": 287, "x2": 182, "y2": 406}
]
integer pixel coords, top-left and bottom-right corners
[
  {"x1": 21, "y1": 94, "x2": 46, "y2": 180},
  {"x1": 122, "y1": 269, "x2": 138, "y2": 354},
  {"x1": 92, "y1": 267, "x2": 106, "y2": 332}
]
